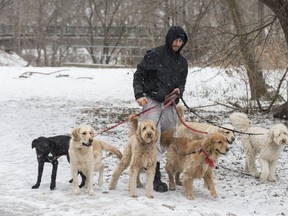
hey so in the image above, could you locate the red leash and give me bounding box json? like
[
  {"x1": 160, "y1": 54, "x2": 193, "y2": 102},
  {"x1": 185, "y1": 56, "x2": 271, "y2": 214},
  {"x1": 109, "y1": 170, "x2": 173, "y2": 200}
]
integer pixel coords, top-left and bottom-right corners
[
  {"x1": 173, "y1": 102, "x2": 208, "y2": 135},
  {"x1": 95, "y1": 90, "x2": 207, "y2": 137},
  {"x1": 94, "y1": 103, "x2": 160, "y2": 136}
]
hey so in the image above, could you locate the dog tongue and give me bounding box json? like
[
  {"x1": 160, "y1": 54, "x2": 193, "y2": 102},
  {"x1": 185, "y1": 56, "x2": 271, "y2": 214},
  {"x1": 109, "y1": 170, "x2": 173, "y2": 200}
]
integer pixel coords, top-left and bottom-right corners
[{"x1": 82, "y1": 142, "x2": 92, "y2": 147}]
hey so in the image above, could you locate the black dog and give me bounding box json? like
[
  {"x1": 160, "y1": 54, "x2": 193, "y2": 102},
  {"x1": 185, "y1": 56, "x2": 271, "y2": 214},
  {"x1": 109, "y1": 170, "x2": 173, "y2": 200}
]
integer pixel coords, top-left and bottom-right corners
[{"x1": 31, "y1": 135, "x2": 86, "y2": 190}]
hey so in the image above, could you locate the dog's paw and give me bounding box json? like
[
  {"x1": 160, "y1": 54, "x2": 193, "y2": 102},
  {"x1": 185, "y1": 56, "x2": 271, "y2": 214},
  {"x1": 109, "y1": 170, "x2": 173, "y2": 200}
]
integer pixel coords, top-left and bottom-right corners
[
  {"x1": 74, "y1": 188, "x2": 80, "y2": 195},
  {"x1": 251, "y1": 171, "x2": 261, "y2": 179},
  {"x1": 211, "y1": 192, "x2": 218, "y2": 198},
  {"x1": 50, "y1": 183, "x2": 56, "y2": 190},
  {"x1": 31, "y1": 184, "x2": 40, "y2": 189},
  {"x1": 129, "y1": 194, "x2": 138, "y2": 198},
  {"x1": 145, "y1": 193, "x2": 154, "y2": 199},
  {"x1": 169, "y1": 185, "x2": 176, "y2": 191},
  {"x1": 129, "y1": 192, "x2": 138, "y2": 198},
  {"x1": 268, "y1": 176, "x2": 277, "y2": 182},
  {"x1": 108, "y1": 182, "x2": 116, "y2": 190},
  {"x1": 88, "y1": 190, "x2": 95, "y2": 196},
  {"x1": 186, "y1": 195, "x2": 195, "y2": 200}
]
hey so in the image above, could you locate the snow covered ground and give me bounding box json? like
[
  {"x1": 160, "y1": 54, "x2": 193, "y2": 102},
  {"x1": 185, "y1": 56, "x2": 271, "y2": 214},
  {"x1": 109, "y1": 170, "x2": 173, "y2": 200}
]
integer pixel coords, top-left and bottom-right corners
[{"x1": 0, "y1": 62, "x2": 287, "y2": 216}]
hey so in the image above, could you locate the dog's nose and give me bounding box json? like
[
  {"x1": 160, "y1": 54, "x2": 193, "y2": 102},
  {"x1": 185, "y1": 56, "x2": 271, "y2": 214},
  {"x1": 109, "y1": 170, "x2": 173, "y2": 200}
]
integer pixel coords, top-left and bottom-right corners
[
  {"x1": 226, "y1": 147, "x2": 230, "y2": 152},
  {"x1": 89, "y1": 138, "x2": 93, "y2": 143},
  {"x1": 147, "y1": 132, "x2": 152, "y2": 137}
]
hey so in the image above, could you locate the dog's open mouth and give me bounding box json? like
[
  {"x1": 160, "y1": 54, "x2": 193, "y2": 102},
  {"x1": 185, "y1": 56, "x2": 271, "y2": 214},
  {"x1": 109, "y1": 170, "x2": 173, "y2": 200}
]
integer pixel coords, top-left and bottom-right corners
[
  {"x1": 216, "y1": 149, "x2": 226, "y2": 155},
  {"x1": 82, "y1": 142, "x2": 92, "y2": 147}
]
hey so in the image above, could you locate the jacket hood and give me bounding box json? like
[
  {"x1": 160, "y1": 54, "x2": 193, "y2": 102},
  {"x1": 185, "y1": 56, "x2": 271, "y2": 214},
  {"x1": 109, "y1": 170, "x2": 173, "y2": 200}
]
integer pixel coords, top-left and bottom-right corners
[{"x1": 165, "y1": 26, "x2": 188, "y2": 53}]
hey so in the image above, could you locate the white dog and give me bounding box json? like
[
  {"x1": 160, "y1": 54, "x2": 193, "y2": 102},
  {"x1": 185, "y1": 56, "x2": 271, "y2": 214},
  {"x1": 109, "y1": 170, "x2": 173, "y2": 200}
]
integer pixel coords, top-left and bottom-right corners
[
  {"x1": 176, "y1": 105, "x2": 236, "y2": 144},
  {"x1": 229, "y1": 112, "x2": 288, "y2": 182},
  {"x1": 69, "y1": 125, "x2": 122, "y2": 196}
]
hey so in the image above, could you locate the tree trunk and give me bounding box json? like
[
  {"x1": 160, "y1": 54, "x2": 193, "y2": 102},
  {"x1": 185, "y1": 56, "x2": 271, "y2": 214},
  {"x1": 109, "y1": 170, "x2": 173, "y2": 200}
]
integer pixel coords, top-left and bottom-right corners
[
  {"x1": 226, "y1": 0, "x2": 267, "y2": 100},
  {"x1": 259, "y1": 0, "x2": 288, "y2": 119}
]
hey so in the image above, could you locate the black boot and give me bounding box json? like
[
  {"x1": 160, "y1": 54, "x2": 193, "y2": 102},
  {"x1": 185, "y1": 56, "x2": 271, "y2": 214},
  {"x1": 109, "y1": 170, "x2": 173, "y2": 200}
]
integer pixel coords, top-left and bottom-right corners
[{"x1": 153, "y1": 161, "x2": 168, "y2": 192}]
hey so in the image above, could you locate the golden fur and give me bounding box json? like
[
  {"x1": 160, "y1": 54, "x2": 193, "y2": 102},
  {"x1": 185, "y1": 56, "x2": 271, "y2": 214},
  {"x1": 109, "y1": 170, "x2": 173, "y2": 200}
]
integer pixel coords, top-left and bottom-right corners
[
  {"x1": 68, "y1": 125, "x2": 122, "y2": 196},
  {"x1": 109, "y1": 115, "x2": 158, "y2": 198},
  {"x1": 176, "y1": 105, "x2": 236, "y2": 144},
  {"x1": 165, "y1": 132, "x2": 229, "y2": 200}
]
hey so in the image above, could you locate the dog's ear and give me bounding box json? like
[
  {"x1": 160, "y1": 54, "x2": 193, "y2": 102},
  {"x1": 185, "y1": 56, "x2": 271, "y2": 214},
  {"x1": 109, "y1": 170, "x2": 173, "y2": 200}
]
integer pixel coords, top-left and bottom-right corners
[
  {"x1": 71, "y1": 128, "x2": 81, "y2": 140},
  {"x1": 267, "y1": 126, "x2": 277, "y2": 144},
  {"x1": 91, "y1": 127, "x2": 95, "y2": 137},
  {"x1": 207, "y1": 126, "x2": 220, "y2": 134},
  {"x1": 135, "y1": 126, "x2": 142, "y2": 143},
  {"x1": 204, "y1": 134, "x2": 214, "y2": 152}
]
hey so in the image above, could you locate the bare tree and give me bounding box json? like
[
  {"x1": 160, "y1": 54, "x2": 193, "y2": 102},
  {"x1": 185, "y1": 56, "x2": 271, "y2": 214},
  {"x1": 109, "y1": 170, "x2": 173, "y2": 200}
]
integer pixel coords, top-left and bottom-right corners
[
  {"x1": 226, "y1": 0, "x2": 267, "y2": 103},
  {"x1": 0, "y1": 0, "x2": 12, "y2": 10},
  {"x1": 83, "y1": 0, "x2": 135, "y2": 64},
  {"x1": 259, "y1": 0, "x2": 288, "y2": 119}
]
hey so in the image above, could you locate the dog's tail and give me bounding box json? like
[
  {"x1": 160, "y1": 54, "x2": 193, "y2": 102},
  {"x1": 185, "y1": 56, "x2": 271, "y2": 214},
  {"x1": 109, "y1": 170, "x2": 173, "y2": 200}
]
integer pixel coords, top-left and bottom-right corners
[
  {"x1": 100, "y1": 141, "x2": 123, "y2": 159},
  {"x1": 176, "y1": 104, "x2": 185, "y2": 126},
  {"x1": 128, "y1": 114, "x2": 138, "y2": 137},
  {"x1": 229, "y1": 112, "x2": 250, "y2": 132}
]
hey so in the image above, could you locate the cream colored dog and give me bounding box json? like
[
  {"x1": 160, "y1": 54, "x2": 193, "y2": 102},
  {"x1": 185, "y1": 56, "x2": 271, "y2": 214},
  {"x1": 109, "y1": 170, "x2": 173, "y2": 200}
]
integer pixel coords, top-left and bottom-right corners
[
  {"x1": 69, "y1": 125, "x2": 122, "y2": 196},
  {"x1": 229, "y1": 112, "x2": 288, "y2": 182},
  {"x1": 165, "y1": 132, "x2": 230, "y2": 200},
  {"x1": 176, "y1": 105, "x2": 236, "y2": 144},
  {"x1": 109, "y1": 116, "x2": 158, "y2": 198}
]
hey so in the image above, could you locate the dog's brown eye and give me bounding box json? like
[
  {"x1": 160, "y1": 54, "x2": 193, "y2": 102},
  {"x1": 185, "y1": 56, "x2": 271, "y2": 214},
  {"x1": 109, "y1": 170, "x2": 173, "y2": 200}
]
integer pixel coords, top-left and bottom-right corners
[
  {"x1": 143, "y1": 126, "x2": 146, "y2": 131},
  {"x1": 82, "y1": 132, "x2": 86, "y2": 135}
]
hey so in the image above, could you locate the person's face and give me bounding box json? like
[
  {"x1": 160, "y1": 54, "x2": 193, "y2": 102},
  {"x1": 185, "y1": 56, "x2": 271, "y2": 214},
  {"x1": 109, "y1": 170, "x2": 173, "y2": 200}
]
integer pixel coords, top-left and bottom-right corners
[{"x1": 172, "y1": 38, "x2": 183, "y2": 52}]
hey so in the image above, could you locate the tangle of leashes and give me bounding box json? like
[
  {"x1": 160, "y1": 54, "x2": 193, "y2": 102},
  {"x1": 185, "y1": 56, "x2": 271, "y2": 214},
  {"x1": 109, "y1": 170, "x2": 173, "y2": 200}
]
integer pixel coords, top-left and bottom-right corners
[{"x1": 180, "y1": 97, "x2": 265, "y2": 136}]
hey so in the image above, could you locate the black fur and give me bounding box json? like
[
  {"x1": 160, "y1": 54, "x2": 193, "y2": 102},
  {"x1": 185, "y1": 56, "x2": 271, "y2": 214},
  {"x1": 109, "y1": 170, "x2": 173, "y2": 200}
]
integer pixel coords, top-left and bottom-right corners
[{"x1": 31, "y1": 135, "x2": 86, "y2": 190}]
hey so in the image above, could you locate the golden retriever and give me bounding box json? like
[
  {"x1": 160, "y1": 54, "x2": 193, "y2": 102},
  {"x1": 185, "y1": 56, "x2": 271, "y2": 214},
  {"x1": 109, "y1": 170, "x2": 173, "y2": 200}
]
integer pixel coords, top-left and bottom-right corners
[
  {"x1": 176, "y1": 105, "x2": 236, "y2": 144},
  {"x1": 68, "y1": 125, "x2": 122, "y2": 196},
  {"x1": 109, "y1": 115, "x2": 158, "y2": 198},
  {"x1": 229, "y1": 112, "x2": 288, "y2": 182},
  {"x1": 165, "y1": 132, "x2": 229, "y2": 200}
]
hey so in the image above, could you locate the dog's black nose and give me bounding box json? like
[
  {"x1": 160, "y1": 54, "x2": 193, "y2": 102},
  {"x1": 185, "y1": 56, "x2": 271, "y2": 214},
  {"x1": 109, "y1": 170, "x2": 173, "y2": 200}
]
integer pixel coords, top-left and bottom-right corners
[{"x1": 89, "y1": 138, "x2": 93, "y2": 143}]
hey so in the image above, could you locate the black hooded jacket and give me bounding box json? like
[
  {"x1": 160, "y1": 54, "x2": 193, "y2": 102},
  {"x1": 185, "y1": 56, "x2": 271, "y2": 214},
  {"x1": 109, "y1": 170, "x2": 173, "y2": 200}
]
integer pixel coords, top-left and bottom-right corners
[{"x1": 133, "y1": 26, "x2": 188, "y2": 103}]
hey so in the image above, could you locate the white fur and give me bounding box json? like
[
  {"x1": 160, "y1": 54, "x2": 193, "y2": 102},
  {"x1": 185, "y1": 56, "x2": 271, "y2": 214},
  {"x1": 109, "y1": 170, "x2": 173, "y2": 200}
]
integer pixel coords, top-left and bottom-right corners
[{"x1": 229, "y1": 112, "x2": 288, "y2": 182}]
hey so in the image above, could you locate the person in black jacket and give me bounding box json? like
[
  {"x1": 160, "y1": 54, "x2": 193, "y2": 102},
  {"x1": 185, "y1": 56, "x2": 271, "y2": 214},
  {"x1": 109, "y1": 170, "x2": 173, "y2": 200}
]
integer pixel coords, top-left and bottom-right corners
[{"x1": 133, "y1": 26, "x2": 188, "y2": 192}]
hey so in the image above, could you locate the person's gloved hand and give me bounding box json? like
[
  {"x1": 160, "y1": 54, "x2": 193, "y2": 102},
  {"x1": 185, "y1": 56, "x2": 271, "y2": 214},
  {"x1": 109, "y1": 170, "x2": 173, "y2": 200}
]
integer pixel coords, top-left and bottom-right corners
[
  {"x1": 136, "y1": 97, "x2": 148, "y2": 106},
  {"x1": 173, "y1": 88, "x2": 180, "y2": 95}
]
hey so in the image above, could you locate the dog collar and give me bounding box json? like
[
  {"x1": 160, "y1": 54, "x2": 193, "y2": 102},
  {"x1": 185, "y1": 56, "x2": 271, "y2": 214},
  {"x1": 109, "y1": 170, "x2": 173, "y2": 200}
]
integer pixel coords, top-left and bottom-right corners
[{"x1": 199, "y1": 149, "x2": 214, "y2": 168}]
